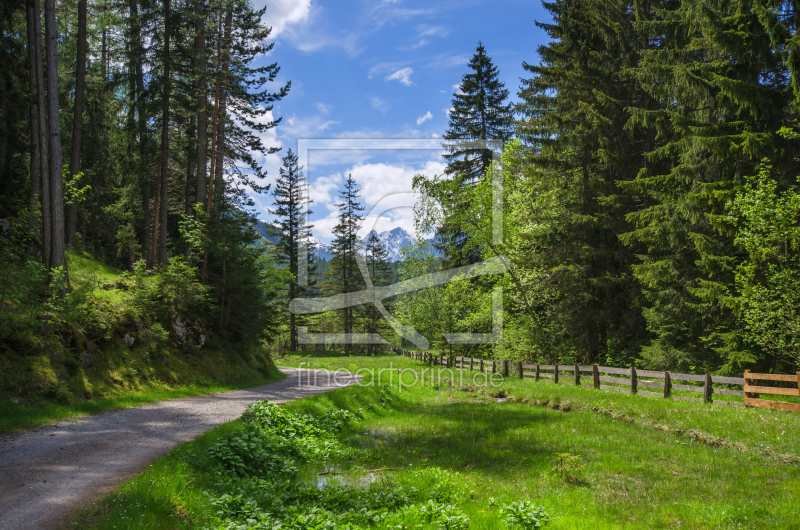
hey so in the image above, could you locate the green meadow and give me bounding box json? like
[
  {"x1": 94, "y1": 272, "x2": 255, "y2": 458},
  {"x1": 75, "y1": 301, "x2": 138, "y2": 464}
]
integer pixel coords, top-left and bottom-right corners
[{"x1": 67, "y1": 352, "x2": 800, "y2": 529}]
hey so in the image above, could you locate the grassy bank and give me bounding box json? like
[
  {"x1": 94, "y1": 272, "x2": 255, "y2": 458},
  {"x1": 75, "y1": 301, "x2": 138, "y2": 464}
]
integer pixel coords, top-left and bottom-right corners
[
  {"x1": 66, "y1": 352, "x2": 800, "y2": 529},
  {"x1": 0, "y1": 365, "x2": 284, "y2": 433},
  {"x1": 1, "y1": 251, "x2": 283, "y2": 432}
]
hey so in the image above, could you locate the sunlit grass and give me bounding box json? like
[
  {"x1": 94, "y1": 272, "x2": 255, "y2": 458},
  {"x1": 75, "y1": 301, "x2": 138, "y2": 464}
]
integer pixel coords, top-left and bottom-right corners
[{"x1": 69, "y1": 354, "x2": 800, "y2": 529}]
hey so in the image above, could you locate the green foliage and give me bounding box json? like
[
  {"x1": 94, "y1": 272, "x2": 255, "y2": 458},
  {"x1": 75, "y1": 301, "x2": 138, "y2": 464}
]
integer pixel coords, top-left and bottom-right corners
[
  {"x1": 178, "y1": 205, "x2": 209, "y2": 267},
  {"x1": 62, "y1": 167, "x2": 91, "y2": 206},
  {"x1": 727, "y1": 161, "x2": 800, "y2": 365},
  {"x1": 500, "y1": 500, "x2": 551, "y2": 529}
]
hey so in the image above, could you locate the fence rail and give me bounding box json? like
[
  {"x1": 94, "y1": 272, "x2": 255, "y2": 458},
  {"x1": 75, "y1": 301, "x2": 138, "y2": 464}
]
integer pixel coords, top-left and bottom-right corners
[{"x1": 391, "y1": 348, "x2": 800, "y2": 412}]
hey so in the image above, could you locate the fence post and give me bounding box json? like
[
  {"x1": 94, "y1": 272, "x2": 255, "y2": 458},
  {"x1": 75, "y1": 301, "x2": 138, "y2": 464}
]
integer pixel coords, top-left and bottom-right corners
[
  {"x1": 664, "y1": 371, "x2": 671, "y2": 398},
  {"x1": 492, "y1": 361, "x2": 497, "y2": 374},
  {"x1": 503, "y1": 360, "x2": 509, "y2": 377},
  {"x1": 480, "y1": 359, "x2": 484, "y2": 372},
  {"x1": 593, "y1": 364, "x2": 599, "y2": 389},
  {"x1": 535, "y1": 364, "x2": 540, "y2": 382},
  {"x1": 554, "y1": 364, "x2": 559, "y2": 384},
  {"x1": 704, "y1": 372, "x2": 713, "y2": 403},
  {"x1": 744, "y1": 369, "x2": 751, "y2": 404},
  {"x1": 574, "y1": 365, "x2": 580, "y2": 386},
  {"x1": 518, "y1": 362, "x2": 523, "y2": 379},
  {"x1": 470, "y1": 357, "x2": 474, "y2": 371},
  {"x1": 631, "y1": 365, "x2": 637, "y2": 394}
]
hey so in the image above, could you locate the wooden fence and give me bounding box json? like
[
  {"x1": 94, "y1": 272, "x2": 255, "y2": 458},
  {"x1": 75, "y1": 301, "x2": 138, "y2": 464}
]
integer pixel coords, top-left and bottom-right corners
[{"x1": 392, "y1": 348, "x2": 800, "y2": 411}]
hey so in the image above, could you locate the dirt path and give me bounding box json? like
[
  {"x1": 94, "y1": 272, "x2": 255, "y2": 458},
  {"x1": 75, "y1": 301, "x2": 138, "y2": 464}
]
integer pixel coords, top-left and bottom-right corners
[{"x1": 0, "y1": 367, "x2": 360, "y2": 530}]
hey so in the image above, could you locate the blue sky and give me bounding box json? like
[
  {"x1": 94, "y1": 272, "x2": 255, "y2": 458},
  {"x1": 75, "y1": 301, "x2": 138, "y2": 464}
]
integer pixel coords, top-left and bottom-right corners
[{"x1": 251, "y1": 0, "x2": 551, "y2": 243}]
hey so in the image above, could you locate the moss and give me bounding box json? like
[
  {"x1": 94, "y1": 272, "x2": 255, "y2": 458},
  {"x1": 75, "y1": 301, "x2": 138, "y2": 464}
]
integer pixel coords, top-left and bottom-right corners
[{"x1": 26, "y1": 356, "x2": 59, "y2": 396}]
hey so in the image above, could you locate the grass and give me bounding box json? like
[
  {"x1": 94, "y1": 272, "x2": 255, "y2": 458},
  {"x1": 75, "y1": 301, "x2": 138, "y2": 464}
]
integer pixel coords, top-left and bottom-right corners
[
  {"x1": 0, "y1": 366, "x2": 284, "y2": 432},
  {"x1": 65, "y1": 352, "x2": 800, "y2": 529}
]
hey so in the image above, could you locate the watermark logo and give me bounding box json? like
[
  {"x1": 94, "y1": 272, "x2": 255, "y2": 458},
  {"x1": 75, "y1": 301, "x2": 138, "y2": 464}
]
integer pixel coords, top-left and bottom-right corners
[
  {"x1": 295, "y1": 363, "x2": 506, "y2": 391},
  {"x1": 290, "y1": 138, "x2": 505, "y2": 350}
]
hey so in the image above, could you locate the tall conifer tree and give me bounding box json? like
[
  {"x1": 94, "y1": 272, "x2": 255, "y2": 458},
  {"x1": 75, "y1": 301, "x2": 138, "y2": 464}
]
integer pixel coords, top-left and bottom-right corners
[
  {"x1": 363, "y1": 231, "x2": 392, "y2": 354},
  {"x1": 439, "y1": 42, "x2": 512, "y2": 267},
  {"x1": 270, "y1": 149, "x2": 314, "y2": 352},
  {"x1": 327, "y1": 175, "x2": 366, "y2": 356}
]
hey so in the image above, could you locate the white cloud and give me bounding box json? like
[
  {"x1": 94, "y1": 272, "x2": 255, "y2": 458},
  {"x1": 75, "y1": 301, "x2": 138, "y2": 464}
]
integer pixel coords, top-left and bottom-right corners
[
  {"x1": 368, "y1": 61, "x2": 408, "y2": 79},
  {"x1": 386, "y1": 67, "x2": 413, "y2": 86},
  {"x1": 308, "y1": 172, "x2": 343, "y2": 213},
  {"x1": 371, "y1": 96, "x2": 389, "y2": 112},
  {"x1": 280, "y1": 114, "x2": 341, "y2": 138},
  {"x1": 310, "y1": 160, "x2": 446, "y2": 241},
  {"x1": 416, "y1": 24, "x2": 449, "y2": 38},
  {"x1": 292, "y1": 32, "x2": 361, "y2": 57},
  {"x1": 316, "y1": 102, "x2": 331, "y2": 115},
  {"x1": 444, "y1": 107, "x2": 453, "y2": 116},
  {"x1": 257, "y1": 0, "x2": 311, "y2": 38},
  {"x1": 427, "y1": 53, "x2": 470, "y2": 69},
  {"x1": 416, "y1": 111, "x2": 432, "y2": 125}
]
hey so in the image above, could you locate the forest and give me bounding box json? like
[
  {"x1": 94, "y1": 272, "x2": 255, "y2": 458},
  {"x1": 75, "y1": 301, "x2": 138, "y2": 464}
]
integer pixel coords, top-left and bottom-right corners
[{"x1": 2, "y1": 0, "x2": 800, "y2": 393}]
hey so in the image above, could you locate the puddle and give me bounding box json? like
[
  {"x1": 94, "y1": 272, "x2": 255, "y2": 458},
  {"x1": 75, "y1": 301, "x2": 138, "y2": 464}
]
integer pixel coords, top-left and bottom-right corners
[{"x1": 315, "y1": 470, "x2": 381, "y2": 490}]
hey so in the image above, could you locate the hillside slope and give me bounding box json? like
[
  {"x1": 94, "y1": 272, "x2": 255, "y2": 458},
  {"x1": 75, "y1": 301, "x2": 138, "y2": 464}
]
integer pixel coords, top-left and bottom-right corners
[{"x1": 0, "y1": 251, "x2": 280, "y2": 432}]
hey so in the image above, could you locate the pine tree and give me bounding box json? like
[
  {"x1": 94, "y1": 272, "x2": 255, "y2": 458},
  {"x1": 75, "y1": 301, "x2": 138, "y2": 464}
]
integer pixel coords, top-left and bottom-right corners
[
  {"x1": 363, "y1": 231, "x2": 392, "y2": 354},
  {"x1": 327, "y1": 175, "x2": 366, "y2": 356},
  {"x1": 439, "y1": 42, "x2": 513, "y2": 267},
  {"x1": 270, "y1": 149, "x2": 315, "y2": 352}
]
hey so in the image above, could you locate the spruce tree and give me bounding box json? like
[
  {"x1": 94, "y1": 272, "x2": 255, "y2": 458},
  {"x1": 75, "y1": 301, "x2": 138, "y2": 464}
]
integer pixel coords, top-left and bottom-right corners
[
  {"x1": 443, "y1": 42, "x2": 513, "y2": 183},
  {"x1": 439, "y1": 42, "x2": 513, "y2": 267},
  {"x1": 270, "y1": 149, "x2": 314, "y2": 352},
  {"x1": 513, "y1": 0, "x2": 651, "y2": 361},
  {"x1": 327, "y1": 175, "x2": 366, "y2": 356},
  {"x1": 363, "y1": 231, "x2": 392, "y2": 354},
  {"x1": 620, "y1": 0, "x2": 797, "y2": 372}
]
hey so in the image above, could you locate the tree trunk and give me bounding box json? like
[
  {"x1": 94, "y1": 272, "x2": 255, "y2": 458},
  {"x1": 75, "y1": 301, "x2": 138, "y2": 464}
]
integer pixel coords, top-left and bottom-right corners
[
  {"x1": 129, "y1": 0, "x2": 149, "y2": 261},
  {"x1": 45, "y1": 0, "x2": 69, "y2": 289},
  {"x1": 194, "y1": 0, "x2": 208, "y2": 210},
  {"x1": 202, "y1": 5, "x2": 232, "y2": 281},
  {"x1": 66, "y1": 0, "x2": 86, "y2": 247},
  {"x1": 185, "y1": 106, "x2": 196, "y2": 218},
  {"x1": 206, "y1": 5, "x2": 231, "y2": 217},
  {"x1": 35, "y1": 0, "x2": 50, "y2": 268},
  {"x1": 149, "y1": 156, "x2": 162, "y2": 269},
  {"x1": 26, "y1": 0, "x2": 41, "y2": 233},
  {"x1": 158, "y1": 0, "x2": 172, "y2": 266}
]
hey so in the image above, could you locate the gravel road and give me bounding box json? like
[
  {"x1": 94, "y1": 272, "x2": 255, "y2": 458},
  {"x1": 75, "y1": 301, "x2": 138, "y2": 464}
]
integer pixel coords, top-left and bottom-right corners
[{"x1": 0, "y1": 367, "x2": 361, "y2": 530}]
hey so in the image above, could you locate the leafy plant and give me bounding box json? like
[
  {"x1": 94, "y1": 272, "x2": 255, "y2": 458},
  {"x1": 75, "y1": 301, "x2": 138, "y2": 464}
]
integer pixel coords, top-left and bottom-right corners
[{"x1": 500, "y1": 500, "x2": 551, "y2": 529}]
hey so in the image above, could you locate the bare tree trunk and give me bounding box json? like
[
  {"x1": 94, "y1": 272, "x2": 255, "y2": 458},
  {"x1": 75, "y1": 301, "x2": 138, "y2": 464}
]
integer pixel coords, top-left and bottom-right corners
[
  {"x1": 26, "y1": 0, "x2": 41, "y2": 233},
  {"x1": 129, "y1": 0, "x2": 149, "y2": 261},
  {"x1": 208, "y1": 4, "x2": 231, "y2": 216},
  {"x1": 205, "y1": 10, "x2": 225, "y2": 217},
  {"x1": 65, "y1": 0, "x2": 86, "y2": 247},
  {"x1": 194, "y1": 0, "x2": 208, "y2": 210},
  {"x1": 183, "y1": 106, "x2": 196, "y2": 259},
  {"x1": 149, "y1": 157, "x2": 162, "y2": 268},
  {"x1": 202, "y1": 5, "x2": 231, "y2": 281},
  {"x1": 158, "y1": 0, "x2": 172, "y2": 266},
  {"x1": 35, "y1": 0, "x2": 50, "y2": 268},
  {"x1": 45, "y1": 0, "x2": 68, "y2": 290},
  {"x1": 185, "y1": 107, "x2": 196, "y2": 218}
]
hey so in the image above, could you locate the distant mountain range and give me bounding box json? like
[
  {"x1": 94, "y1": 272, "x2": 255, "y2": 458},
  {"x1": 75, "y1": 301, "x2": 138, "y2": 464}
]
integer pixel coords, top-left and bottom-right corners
[{"x1": 254, "y1": 221, "x2": 441, "y2": 262}]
